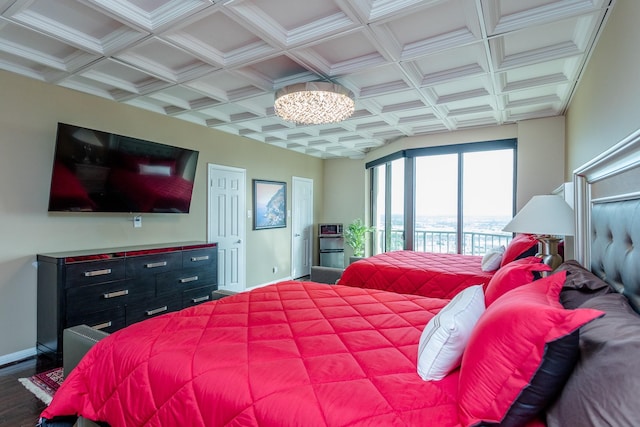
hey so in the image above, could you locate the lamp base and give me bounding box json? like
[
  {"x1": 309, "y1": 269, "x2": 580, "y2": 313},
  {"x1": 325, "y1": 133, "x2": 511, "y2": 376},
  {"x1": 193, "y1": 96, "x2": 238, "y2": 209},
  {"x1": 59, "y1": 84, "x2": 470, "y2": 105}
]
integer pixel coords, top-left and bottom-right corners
[{"x1": 536, "y1": 236, "x2": 563, "y2": 271}]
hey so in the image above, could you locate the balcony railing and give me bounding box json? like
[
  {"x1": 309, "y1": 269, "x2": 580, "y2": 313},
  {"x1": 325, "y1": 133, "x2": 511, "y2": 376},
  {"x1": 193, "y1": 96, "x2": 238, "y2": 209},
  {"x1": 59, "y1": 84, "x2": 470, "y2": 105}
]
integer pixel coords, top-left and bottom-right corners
[{"x1": 377, "y1": 229, "x2": 512, "y2": 255}]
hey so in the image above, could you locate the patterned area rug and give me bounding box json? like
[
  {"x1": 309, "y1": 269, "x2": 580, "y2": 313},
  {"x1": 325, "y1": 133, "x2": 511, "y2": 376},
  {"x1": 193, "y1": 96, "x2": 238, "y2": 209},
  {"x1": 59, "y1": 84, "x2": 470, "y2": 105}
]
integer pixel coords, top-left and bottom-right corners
[{"x1": 19, "y1": 367, "x2": 63, "y2": 405}]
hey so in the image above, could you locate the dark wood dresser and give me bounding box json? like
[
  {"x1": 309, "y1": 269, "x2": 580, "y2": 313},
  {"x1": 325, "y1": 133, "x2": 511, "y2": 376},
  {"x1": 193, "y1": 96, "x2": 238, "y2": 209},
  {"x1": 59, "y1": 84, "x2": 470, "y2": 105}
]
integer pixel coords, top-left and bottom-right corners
[{"x1": 37, "y1": 241, "x2": 218, "y2": 361}]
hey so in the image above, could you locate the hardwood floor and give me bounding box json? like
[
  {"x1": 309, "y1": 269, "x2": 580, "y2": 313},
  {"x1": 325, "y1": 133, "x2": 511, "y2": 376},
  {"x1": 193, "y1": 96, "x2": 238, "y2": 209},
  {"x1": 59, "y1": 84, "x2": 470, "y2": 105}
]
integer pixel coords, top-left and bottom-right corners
[{"x1": 0, "y1": 356, "x2": 58, "y2": 427}]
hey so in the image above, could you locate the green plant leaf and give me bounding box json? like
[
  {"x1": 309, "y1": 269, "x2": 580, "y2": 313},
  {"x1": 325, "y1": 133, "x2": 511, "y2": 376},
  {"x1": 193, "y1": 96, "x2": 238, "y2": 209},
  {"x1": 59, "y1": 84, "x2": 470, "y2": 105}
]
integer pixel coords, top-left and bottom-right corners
[{"x1": 344, "y1": 218, "x2": 375, "y2": 257}]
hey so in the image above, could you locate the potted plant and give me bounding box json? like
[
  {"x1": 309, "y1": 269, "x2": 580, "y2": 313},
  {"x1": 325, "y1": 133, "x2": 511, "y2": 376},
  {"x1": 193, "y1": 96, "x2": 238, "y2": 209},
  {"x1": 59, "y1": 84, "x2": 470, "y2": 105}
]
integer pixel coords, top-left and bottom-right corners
[{"x1": 344, "y1": 218, "x2": 375, "y2": 263}]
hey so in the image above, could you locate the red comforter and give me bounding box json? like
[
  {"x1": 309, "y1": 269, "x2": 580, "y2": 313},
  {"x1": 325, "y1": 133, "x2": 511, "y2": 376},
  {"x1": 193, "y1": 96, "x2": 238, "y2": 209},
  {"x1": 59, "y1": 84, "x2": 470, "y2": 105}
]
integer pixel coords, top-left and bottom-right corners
[
  {"x1": 338, "y1": 251, "x2": 494, "y2": 299},
  {"x1": 42, "y1": 281, "x2": 465, "y2": 426},
  {"x1": 48, "y1": 161, "x2": 96, "y2": 211},
  {"x1": 108, "y1": 169, "x2": 194, "y2": 213}
]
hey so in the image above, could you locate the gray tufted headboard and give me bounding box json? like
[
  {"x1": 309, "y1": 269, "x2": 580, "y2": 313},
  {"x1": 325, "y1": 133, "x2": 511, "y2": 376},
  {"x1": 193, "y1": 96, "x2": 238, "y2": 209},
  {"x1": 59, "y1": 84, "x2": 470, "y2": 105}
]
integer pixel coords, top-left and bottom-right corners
[
  {"x1": 574, "y1": 128, "x2": 640, "y2": 314},
  {"x1": 590, "y1": 198, "x2": 640, "y2": 311}
]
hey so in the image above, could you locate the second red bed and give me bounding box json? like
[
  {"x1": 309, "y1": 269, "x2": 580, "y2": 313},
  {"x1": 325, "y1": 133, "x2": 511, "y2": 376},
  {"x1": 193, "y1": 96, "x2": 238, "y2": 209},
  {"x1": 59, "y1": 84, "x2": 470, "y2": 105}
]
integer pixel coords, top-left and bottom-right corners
[{"x1": 338, "y1": 251, "x2": 494, "y2": 299}]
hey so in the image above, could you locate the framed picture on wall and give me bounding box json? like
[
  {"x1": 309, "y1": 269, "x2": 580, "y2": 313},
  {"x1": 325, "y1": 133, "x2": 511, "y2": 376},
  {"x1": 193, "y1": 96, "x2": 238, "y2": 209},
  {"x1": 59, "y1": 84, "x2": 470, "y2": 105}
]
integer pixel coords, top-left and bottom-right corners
[{"x1": 253, "y1": 179, "x2": 286, "y2": 230}]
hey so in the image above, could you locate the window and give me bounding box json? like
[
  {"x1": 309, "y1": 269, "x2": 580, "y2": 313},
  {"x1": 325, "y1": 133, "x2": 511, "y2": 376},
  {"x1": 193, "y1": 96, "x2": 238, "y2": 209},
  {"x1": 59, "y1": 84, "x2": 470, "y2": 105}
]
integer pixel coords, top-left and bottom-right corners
[
  {"x1": 415, "y1": 154, "x2": 458, "y2": 253},
  {"x1": 371, "y1": 158, "x2": 404, "y2": 253},
  {"x1": 369, "y1": 139, "x2": 515, "y2": 255},
  {"x1": 371, "y1": 162, "x2": 386, "y2": 254},
  {"x1": 461, "y1": 149, "x2": 514, "y2": 255}
]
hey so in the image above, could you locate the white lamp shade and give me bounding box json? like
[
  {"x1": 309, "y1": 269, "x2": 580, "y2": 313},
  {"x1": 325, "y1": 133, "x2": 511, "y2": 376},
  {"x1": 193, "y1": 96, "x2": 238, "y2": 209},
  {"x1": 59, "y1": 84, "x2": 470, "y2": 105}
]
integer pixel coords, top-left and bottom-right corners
[
  {"x1": 72, "y1": 128, "x2": 104, "y2": 146},
  {"x1": 503, "y1": 195, "x2": 575, "y2": 236}
]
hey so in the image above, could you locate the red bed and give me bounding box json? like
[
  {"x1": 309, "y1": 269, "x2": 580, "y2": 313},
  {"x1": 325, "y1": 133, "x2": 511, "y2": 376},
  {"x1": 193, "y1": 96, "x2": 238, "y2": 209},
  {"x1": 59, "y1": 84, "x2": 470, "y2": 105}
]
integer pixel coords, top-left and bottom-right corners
[
  {"x1": 338, "y1": 235, "x2": 540, "y2": 298},
  {"x1": 338, "y1": 251, "x2": 494, "y2": 299},
  {"x1": 43, "y1": 281, "x2": 458, "y2": 426},
  {"x1": 108, "y1": 168, "x2": 194, "y2": 213},
  {"x1": 48, "y1": 161, "x2": 96, "y2": 211},
  {"x1": 40, "y1": 275, "x2": 603, "y2": 427}
]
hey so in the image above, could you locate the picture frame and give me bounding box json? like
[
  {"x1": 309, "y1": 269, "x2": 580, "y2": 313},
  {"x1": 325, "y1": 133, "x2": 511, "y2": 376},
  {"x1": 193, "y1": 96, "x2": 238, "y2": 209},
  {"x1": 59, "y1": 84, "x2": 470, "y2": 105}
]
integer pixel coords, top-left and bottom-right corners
[{"x1": 253, "y1": 179, "x2": 287, "y2": 230}]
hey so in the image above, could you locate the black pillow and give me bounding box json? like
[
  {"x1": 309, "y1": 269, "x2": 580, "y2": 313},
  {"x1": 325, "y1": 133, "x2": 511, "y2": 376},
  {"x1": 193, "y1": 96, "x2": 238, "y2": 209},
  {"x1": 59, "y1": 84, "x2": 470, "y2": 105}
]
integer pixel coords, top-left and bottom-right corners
[
  {"x1": 554, "y1": 260, "x2": 613, "y2": 309},
  {"x1": 546, "y1": 293, "x2": 640, "y2": 426}
]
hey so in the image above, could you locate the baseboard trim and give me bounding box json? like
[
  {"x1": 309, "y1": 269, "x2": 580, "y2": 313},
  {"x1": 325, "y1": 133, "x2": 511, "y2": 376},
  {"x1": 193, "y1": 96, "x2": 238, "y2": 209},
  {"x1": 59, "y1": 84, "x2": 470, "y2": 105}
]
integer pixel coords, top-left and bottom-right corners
[
  {"x1": 248, "y1": 276, "x2": 293, "y2": 291},
  {"x1": 0, "y1": 347, "x2": 37, "y2": 367},
  {"x1": 213, "y1": 289, "x2": 239, "y2": 296}
]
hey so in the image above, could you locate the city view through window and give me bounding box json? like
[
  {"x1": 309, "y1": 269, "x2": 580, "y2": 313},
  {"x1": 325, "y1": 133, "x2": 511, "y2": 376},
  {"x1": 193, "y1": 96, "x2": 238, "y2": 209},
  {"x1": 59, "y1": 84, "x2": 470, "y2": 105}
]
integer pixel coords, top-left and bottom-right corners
[
  {"x1": 373, "y1": 147, "x2": 515, "y2": 255},
  {"x1": 380, "y1": 214, "x2": 513, "y2": 255}
]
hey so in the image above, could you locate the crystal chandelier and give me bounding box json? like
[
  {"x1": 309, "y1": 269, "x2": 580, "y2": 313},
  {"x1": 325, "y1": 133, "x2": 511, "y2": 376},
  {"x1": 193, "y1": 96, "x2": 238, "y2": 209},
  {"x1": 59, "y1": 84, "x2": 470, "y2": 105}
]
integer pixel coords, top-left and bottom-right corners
[{"x1": 274, "y1": 82, "x2": 355, "y2": 125}]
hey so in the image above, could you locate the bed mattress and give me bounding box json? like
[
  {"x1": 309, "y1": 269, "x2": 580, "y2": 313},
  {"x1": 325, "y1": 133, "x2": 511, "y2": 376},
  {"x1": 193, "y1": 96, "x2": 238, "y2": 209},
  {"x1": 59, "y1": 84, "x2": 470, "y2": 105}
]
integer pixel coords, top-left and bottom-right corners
[
  {"x1": 42, "y1": 281, "x2": 463, "y2": 427},
  {"x1": 338, "y1": 251, "x2": 494, "y2": 299}
]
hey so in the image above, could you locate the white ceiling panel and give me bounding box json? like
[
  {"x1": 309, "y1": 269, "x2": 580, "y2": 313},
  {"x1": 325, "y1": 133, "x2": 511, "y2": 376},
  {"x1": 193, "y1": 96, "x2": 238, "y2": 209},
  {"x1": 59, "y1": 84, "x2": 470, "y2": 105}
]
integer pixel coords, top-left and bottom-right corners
[{"x1": 0, "y1": 0, "x2": 617, "y2": 159}]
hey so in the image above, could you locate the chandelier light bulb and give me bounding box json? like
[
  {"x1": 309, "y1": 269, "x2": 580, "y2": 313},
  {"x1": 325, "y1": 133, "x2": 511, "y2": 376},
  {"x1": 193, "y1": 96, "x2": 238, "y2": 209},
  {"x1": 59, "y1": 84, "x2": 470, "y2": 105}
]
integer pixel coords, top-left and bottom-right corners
[{"x1": 274, "y1": 82, "x2": 355, "y2": 125}]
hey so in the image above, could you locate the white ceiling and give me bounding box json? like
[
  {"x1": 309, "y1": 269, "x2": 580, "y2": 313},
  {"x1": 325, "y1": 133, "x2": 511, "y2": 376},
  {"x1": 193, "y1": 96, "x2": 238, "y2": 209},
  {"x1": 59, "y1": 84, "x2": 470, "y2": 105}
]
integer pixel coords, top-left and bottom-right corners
[{"x1": 0, "y1": 0, "x2": 615, "y2": 159}]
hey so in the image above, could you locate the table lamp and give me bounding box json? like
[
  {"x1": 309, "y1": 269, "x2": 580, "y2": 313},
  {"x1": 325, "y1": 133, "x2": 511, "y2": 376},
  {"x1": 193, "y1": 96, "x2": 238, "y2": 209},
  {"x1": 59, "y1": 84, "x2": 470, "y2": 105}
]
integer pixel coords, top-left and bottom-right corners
[{"x1": 503, "y1": 195, "x2": 575, "y2": 270}]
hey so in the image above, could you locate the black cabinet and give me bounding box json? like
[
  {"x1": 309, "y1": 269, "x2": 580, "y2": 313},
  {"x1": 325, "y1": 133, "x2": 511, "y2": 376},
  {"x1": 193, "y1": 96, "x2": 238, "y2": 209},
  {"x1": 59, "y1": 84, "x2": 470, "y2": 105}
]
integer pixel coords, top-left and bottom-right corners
[{"x1": 37, "y1": 242, "x2": 218, "y2": 361}]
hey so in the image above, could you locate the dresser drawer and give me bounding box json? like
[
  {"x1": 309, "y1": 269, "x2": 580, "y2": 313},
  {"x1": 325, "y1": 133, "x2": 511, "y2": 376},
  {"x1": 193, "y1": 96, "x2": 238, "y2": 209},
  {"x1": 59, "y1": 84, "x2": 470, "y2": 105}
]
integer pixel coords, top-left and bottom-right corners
[
  {"x1": 37, "y1": 242, "x2": 218, "y2": 362},
  {"x1": 126, "y1": 296, "x2": 181, "y2": 325},
  {"x1": 66, "y1": 279, "x2": 152, "y2": 315},
  {"x1": 125, "y1": 252, "x2": 182, "y2": 278},
  {"x1": 182, "y1": 247, "x2": 216, "y2": 269},
  {"x1": 156, "y1": 268, "x2": 216, "y2": 295},
  {"x1": 182, "y1": 285, "x2": 217, "y2": 308},
  {"x1": 67, "y1": 307, "x2": 126, "y2": 334},
  {"x1": 65, "y1": 259, "x2": 126, "y2": 288}
]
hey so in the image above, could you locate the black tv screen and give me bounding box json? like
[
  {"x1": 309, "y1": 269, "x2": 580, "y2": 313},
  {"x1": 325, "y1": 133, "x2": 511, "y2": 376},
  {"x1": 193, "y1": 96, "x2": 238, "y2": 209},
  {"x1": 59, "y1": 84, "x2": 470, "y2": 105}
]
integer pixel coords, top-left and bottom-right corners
[{"x1": 48, "y1": 123, "x2": 199, "y2": 213}]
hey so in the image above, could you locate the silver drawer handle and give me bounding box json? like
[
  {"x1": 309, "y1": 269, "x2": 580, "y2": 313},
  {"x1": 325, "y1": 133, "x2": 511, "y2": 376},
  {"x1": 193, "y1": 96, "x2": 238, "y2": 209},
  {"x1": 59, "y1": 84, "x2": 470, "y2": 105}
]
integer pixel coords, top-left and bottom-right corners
[
  {"x1": 145, "y1": 261, "x2": 167, "y2": 268},
  {"x1": 180, "y1": 276, "x2": 198, "y2": 283},
  {"x1": 146, "y1": 306, "x2": 168, "y2": 316},
  {"x1": 192, "y1": 295, "x2": 210, "y2": 303},
  {"x1": 92, "y1": 321, "x2": 112, "y2": 330},
  {"x1": 190, "y1": 255, "x2": 209, "y2": 262},
  {"x1": 103, "y1": 289, "x2": 129, "y2": 299},
  {"x1": 84, "y1": 268, "x2": 112, "y2": 277}
]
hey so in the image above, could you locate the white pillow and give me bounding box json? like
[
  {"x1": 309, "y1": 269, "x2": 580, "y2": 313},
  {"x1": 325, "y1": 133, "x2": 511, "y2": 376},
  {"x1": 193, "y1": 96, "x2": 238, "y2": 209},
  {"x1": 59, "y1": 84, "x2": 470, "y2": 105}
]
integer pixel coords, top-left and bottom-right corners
[
  {"x1": 481, "y1": 245, "x2": 505, "y2": 272},
  {"x1": 139, "y1": 164, "x2": 172, "y2": 176},
  {"x1": 417, "y1": 284, "x2": 486, "y2": 381}
]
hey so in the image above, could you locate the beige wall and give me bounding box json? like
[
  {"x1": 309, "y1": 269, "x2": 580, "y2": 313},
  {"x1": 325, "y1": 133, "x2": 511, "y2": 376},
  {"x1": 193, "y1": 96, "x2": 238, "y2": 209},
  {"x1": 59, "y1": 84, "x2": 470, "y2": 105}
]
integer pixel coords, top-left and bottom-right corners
[
  {"x1": 321, "y1": 158, "x2": 367, "y2": 258},
  {"x1": 516, "y1": 117, "x2": 566, "y2": 208},
  {"x1": 566, "y1": 0, "x2": 640, "y2": 175},
  {"x1": 0, "y1": 71, "x2": 324, "y2": 361}
]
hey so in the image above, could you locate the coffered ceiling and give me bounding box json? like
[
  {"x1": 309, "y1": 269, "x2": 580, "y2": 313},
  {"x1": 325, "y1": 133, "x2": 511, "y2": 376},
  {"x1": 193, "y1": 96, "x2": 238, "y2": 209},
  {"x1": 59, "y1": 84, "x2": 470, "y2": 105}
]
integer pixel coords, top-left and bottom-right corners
[{"x1": 0, "y1": 0, "x2": 615, "y2": 159}]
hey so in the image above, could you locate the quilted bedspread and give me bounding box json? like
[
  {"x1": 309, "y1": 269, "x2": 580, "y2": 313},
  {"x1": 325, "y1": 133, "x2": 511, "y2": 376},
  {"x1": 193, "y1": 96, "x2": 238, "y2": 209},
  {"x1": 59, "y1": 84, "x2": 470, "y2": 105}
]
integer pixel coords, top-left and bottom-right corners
[
  {"x1": 338, "y1": 251, "x2": 494, "y2": 299},
  {"x1": 108, "y1": 169, "x2": 194, "y2": 213},
  {"x1": 42, "y1": 281, "x2": 463, "y2": 427}
]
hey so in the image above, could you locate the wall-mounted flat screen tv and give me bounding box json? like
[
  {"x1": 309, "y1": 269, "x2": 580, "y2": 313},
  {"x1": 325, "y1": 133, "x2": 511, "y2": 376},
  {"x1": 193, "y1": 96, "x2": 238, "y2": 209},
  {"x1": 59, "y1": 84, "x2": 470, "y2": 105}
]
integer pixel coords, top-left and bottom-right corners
[{"x1": 48, "y1": 123, "x2": 199, "y2": 213}]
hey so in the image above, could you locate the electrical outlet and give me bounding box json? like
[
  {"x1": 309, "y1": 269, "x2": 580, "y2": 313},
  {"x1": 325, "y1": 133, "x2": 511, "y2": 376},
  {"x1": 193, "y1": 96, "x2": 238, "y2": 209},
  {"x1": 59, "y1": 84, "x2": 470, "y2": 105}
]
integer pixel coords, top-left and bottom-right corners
[{"x1": 133, "y1": 215, "x2": 142, "y2": 228}]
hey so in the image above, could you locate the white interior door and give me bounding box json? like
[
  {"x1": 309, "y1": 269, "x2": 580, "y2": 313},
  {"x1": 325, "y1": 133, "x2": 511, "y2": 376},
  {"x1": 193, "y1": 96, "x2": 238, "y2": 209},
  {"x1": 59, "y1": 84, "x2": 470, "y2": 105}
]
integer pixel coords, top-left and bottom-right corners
[
  {"x1": 291, "y1": 176, "x2": 313, "y2": 279},
  {"x1": 208, "y1": 164, "x2": 246, "y2": 292}
]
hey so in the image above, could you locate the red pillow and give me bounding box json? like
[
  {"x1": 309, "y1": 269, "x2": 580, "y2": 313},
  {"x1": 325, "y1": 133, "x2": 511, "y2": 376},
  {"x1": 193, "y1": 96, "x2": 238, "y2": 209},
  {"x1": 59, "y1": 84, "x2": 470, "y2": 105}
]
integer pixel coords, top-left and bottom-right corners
[
  {"x1": 484, "y1": 257, "x2": 552, "y2": 306},
  {"x1": 458, "y1": 271, "x2": 604, "y2": 426},
  {"x1": 501, "y1": 233, "x2": 539, "y2": 267}
]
